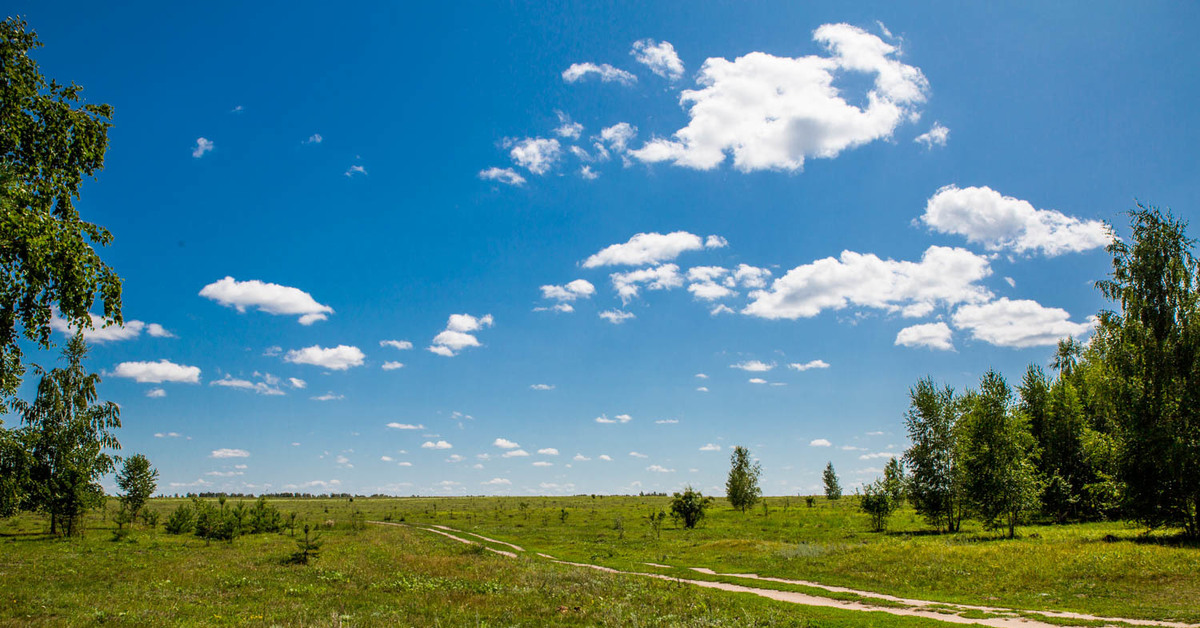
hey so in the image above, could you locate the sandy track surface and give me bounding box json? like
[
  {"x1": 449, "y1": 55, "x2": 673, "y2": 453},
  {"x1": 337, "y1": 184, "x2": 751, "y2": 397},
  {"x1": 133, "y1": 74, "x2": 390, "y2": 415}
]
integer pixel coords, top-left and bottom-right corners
[{"x1": 374, "y1": 522, "x2": 1198, "y2": 628}]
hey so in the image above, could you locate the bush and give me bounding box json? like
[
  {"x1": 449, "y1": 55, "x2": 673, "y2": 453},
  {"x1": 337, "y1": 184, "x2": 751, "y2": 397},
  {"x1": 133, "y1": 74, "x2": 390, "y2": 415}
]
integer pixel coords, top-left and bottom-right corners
[
  {"x1": 670, "y1": 486, "x2": 712, "y2": 529},
  {"x1": 164, "y1": 503, "x2": 195, "y2": 534},
  {"x1": 859, "y1": 480, "x2": 896, "y2": 532},
  {"x1": 249, "y1": 496, "x2": 282, "y2": 533}
]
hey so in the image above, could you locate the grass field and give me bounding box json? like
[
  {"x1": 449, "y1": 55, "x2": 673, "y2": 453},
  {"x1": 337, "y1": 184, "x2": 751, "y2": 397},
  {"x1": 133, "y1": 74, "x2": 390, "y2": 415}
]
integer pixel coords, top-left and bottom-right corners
[{"x1": 2, "y1": 495, "x2": 1198, "y2": 626}]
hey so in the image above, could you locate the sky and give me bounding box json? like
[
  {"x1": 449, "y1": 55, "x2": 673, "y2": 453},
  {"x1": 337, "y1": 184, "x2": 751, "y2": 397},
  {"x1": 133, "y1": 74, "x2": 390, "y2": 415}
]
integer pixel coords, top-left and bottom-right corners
[{"x1": 6, "y1": 2, "x2": 1199, "y2": 497}]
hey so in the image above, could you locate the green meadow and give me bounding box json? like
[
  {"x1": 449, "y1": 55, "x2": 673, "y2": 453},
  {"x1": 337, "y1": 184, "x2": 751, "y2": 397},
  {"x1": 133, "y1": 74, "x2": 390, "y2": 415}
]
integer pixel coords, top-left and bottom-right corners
[{"x1": 3, "y1": 494, "x2": 1198, "y2": 626}]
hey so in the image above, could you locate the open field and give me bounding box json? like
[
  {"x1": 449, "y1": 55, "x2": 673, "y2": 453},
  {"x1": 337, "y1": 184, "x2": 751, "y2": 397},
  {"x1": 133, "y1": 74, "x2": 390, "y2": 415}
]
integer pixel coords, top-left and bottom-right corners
[{"x1": 3, "y1": 495, "x2": 1199, "y2": 626}]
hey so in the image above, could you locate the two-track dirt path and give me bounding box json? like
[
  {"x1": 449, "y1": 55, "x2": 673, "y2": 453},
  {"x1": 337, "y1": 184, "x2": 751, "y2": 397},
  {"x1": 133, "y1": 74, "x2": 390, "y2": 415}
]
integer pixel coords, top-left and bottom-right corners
[{"x1": 372, "y1": 521, "x2": 1198, "y2": 628}]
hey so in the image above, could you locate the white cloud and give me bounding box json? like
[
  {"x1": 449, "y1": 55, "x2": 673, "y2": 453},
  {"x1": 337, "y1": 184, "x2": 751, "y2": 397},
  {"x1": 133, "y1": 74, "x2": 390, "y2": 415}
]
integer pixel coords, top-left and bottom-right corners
[
  {"x1": 583, "y1": 231, "x2": 723, "y2": 268},
  {"x1": 537, "y1": 448, "x2": 559, "y2": 455},
  {"x1": 922, "y1": 185, "x2": 1112, "y2": 257},
  {"x1": 629, "y1": 451, "x2": 648, "y2": 458},
  {"x1": 502, "y1": 449, "x2": 530, "y2": 458},
  {"x1": 733, "y1": 264, "x2": 772, "y2": 288},
  {"x1": 859, "y1": 452, "x2": 900, "y2": 460},
  {"x1": 952, "y1": 298, "x2": 1094, "y2": 348},
  {"x1": 199, "y1": 277, "x2": 333, "y2": 324},
  {"x1": 146, "y1": 323, "x2": 175, "y2": 338},
  {"x1": 532, "y1": 461, "x2": 554, "y2": 468},
  {"x1": 541, "y1": 279, "x2": 596, "y2": 302},
  {"x1": 647, "y1": 464, "x2": 675, "y2": 473},
  {"x1": 345, "y1": 164, "x2": 367, "y2": 177},
  {"x1": 695, "y1": 373, "x2": 708, "y2": 379},
  {"x1": 598, "y1": 454, "x2": 613, "y2": 461},
  {"x1": 493, "y1": 438, "x2": 520, "y2": 449},
  {"x1": 479, "y1": 167, "x2": 526, "y2": 186},
  {"x1": 748, "y1": 378, "x2": 768, "y2": 384},
  {"x1": 192, "y1": 137, "x2": 213, "y2": 158},
  {"x1": 688, "y1": 280, "x2": 736, "y2": 301},
  {"x1": 428, "y1": 313, "x2": 493, "y2": 357},
  {"x1": 154, "y1": 431, "x2": 181, "y2": 438},
  {"x1": 599, "y1": 309, "x2": 635, "y2": 324},
  {"x1": 914, "y1": 122, "x2": 949, "y2": 149},
  {"x1": 695, "y1": 386, "x2": 709, "y2": 392},
  {"x1": 530, "y1": 384, "x2": 555, "y2": 391},
  {"x1": 600, "y1": 123, "x2": 638, "y2": 153},
  {"x1": 284, "y1": 345, "x2": 365, "y2": 370},
  {"x1": 211, "y1": 448, "x2": 249, "y2": 459},
  {"x1": 612, "y1": 264, "x2": 683, "y2": 302},
  {"x1": 380, "y1": 456, "x2": 393, "y2": 462},
  {"x1": 510, "y1": 137, "x2": 561, "y2": 175},
  {"x1": 305, "y1": 133, "x2": 323, "y2": 144},
  {"x1": 573, "y1": 453, "x2": 591, "y2": 461},
  {"x1": 386, "y1": 422, "x2": 424, "y2": 430},
  {"x1": 112, "y1": 360, "x2": 201, "y2": 384},
  {"x1": 380, "y1": 340, "x2": 413, "y2": 351},
  {"x1": 731, "y1": 360, "x2": 774, "y2": 372},
  {"x1": 629, "y1": 24, "x2": 928, "y2": 172},
  {"x1": 211, "y1": 374, "x2": 284, "y2": 395},
  {"x1": 895, "y1": 322, "x2": 955, "y2": 351},
  {"x1": 446, "y1": 454, "x2": 465, "y2": 463},
  {"x1": 381, "y1": 361, "x2": 405, "y2": 370},
  {"x1": 398, "y1": 462, "x2": 413, "y2": 467},
  {"x1": 656, "y1": 419, "x2": 680, "y2": 424},
  {"x1": 631, "y1": 39, "x2": 685, "y2": 81},
  {"x1": 146, "y1": 388, "x2": 166, "y2": 398},
  {"x1": 421, "y1": 440, "x2": 453, "y2": 450},
  {"x1": 789, "y1": 360, "x2": 830, "y2": 371},
  {"x1": 555, "y1": 117, "x2": 583, "y2": 139},
  {"x1": 562, "y1": 62, "x2": 637, "y2": 85},
  {"x1": 482, "y1": 477, "x2": 512, "y2": 486},
  {"x1": 311, "y1": 392, "x2": 344, "y2": 401},
  {"x1": 580, "y1": 165, "x2": 599, "y2": 180},
  {"x1": 743, "y1": 246, "x2": 992, "y2": 320},
  {"x1": 594, "y1": 413, "x2": 631, "y2": 424},
  {"x1": 699, "y1": 443, "x2": 721, "y2": 452},
  {"x1": 809, "y1": 438, "x2": 832, "y2": 447}
]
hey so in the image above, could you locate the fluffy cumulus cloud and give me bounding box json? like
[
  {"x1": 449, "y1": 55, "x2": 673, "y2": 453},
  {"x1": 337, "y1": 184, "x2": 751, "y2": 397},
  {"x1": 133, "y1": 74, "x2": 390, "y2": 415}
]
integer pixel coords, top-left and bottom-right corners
[
  {"x1": 599, "y1": 309, "x2": 635, "y2": 324},
  {"x1": 211, "y1": 373, "x2": 284, "y2": 395},
  {"x1": 611, "y1": 264, "x2": 683, "y2": 302},
  {"x1": 595, "y1": 413, "x2": 633, "y2": 424},
  {"x1": 922, "y1": 185, "x2": 1112, "y2": 257},
  {"x1": 192, "y1": 137, "x2": 213, "y2": 158},
  {"x1": 629, "y1": 24, "x2": 928, "y2": 172},
  {"x1": 482, "y1": 477, "x2": 512, "y2": 486},
  {"x1": 631, "y1": 39, "x2": 685, "y2": 81},
  {"x1": 789, "y1": 360, "x2": 830, "y2": 371},
  {"x1": 583, "y1": 231, "x2": 724, "y2": 268},
  {"x1": 211, "y1": 448, "x2": 249, "y2": 458},
  {"x1": 428, "y1": 313, "x2": 493, "y2": 357},
  {"x1": 284, "y1": 345, "x2": 365, "y2": 370},
  {"x1": 743, "y1": 246, "x2": 992, "y2": 320},
  {"x1": 380, "y1": 340, "x2": 413, "y2": 351},
  {"x1": 537, "y1": 448, "x2": 559, "y2": 456},
  {"x1": 809, "y1": 438, "x2": 832, "y2": 447},
  {"x1": 895, "y1": 321, "x2": 955, "y2": 351},
  {"x1": 493, "y1": 438, "x2": 520, "y2": 449},
  {"x1": 562, "y1": 62, "x2": 637, "y2": 85},
  {"x1": 421, "y1": 440, "x2": 453, "y2": 450},
  {"x1": 530, "y1": 384, "x2": 555, "y2": 391},
  {"x1": 914, "y1": 122, "x2": 950, "y2": 148},
  {"x1": 199, "y1": 277, "x2": 334, "y2": 325},
  {"x1": 600, "y1": 123, "x2": 638, "y2": 153},
  {"x1": 386, "y1": 422, "x2": 424, "y2": 430},
  {"x1": 381, "y1": 361, "x2": 404, "y2": 370},
  {"x1": 49, "y1": 310, "x2": 173, "y2": 343},
  {"x1": 112, "y1": 360, "x2": 201, "y2": 384},
  {"x1": 952, "y1": 298, "x2": 1094, "y2": 348},
  {"x1": 478, "y1": 167, "x2": 526, "y2": 186},
  {"x1": 146, "y1": 388, "x2": 167, "y2": 398},
  {"x1": 541, "y1": 279, "x2": 596, "y2": 302},
  {"x1": 509, "y1": 137, "x2": 562, "y2": 175},
  {"x1": 699, "y1": 443, "x2": 721, "y2": 452}
]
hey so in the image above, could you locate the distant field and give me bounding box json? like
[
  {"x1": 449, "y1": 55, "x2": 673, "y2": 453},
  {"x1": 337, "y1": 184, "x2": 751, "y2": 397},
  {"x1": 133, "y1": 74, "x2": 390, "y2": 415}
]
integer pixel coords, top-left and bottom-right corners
[{"x1": 3, "y1": 495, "x2": 1198, "y2": 626}]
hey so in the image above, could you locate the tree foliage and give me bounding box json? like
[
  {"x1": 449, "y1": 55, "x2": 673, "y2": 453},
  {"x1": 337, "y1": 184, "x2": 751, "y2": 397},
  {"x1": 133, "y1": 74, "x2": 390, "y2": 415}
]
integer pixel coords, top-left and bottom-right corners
[
  {"x1": 1094, "y1": 205, "x2": 1200, "y2": 537},
  {"x1": 822, "y1": 462, "x2": 841, "y2": 500},
  {"x1": 10, "y1": 333, "x2": 120, "y2": 535},
  {"x1": 725, "y1": 445, "x2": 762, "y2": 513},
  {"x1": 859, "y1": 479, "x2": 896, "y2": 532},
  {"x1": 669, "y1": 486, "x2": 712, "y2": 529},
  {"x1": 959, "y1": 369, "x2": 1040, "y2": 538},
  {"x1": 902, "y1": 377, "x2": 965, "y2": 532},
  {"x1": 0, "y1": 16, "x2": 121, "y2": 400},
  {"x1": 116, "y1": 453, "x2": 158, "y2": 522}
]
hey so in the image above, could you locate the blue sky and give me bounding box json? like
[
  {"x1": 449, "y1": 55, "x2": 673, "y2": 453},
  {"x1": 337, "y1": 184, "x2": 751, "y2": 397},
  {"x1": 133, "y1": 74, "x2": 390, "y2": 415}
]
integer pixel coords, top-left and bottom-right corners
[{"x1": 8, "y1": 2, "x2": 1199, "y2": 496}]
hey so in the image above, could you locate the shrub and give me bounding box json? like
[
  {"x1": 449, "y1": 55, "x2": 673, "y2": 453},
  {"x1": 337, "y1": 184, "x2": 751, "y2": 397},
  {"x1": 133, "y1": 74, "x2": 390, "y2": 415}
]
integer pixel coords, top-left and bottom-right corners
[
  {"x1": 670, "y1": 486, "x2": 713, "y2": 529},
  {"x1": 249, "y1": 496, "x2": 282, "y2": 533},
  {"x1": 859, "y1": 480, "x2": 896, "y2": 532},
  {"x1": 164, "y1": 503, "x2": 195, "y2": 534}
]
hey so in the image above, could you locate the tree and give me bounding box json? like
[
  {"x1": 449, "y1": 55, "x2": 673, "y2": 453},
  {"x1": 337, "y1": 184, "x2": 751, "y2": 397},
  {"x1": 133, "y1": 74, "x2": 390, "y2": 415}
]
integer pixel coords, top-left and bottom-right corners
[
  {"x1": 903, "y1": 377, "x2": 966, "y2": 532},
  {"x1": 11, "y1": 333, "x2": 120, "y2": 535},
  {"x1": 0, "y1": 17, "x2": 121, "y2": 400},
  {"x1": 960, "y1": 370, "x2": 1040, "y2": 538},
  {"x1": 669, "y1": 486, "x2": 712, "y2": 529},
  {"x1": 1094, "y1": 205, "x2": 1200, "y2": 537},
  {"x1": 725, "y1": 445, "x2": 762, "y2": 513},
  {"x1": 116, "y1": 454, "x2": 158, "y2": 523},
  {"x1": 822, "y1": 462, "x2": 842, "y2": 500},
  {"x1": 882, "y1": 457, "x2": 906, "y2": 505},
  {"x1": 859, "y1": 479, "x2": 896, "y2": 532}
]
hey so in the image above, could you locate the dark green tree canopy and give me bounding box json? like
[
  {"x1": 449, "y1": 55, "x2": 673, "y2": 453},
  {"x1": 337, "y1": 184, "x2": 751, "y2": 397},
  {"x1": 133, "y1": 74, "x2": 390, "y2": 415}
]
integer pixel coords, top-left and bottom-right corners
[
  {"x1": 116, "y1": 453, "x2": 158, "y2": 520},
  {"x1": 822, "y1": 462, "x2": 841, "y2": 500},
  {"x1": 1, "y1": 16, "x2": 121, "y2": 399}
]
